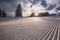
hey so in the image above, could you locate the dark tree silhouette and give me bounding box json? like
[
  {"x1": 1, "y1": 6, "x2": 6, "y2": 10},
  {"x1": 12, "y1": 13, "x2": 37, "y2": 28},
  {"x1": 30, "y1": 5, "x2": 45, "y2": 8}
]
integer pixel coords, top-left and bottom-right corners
[
  {"x1": 59, "y1": 13, "x2": 60, "y2": 15},
  {"x1": 15, "y1": 4, "x2": 22, "y2": 17},
  {"x1": 0, "y1": 9, "x2": 1, "y2": 17},
  {"x1": 30, "y1": 13, "x2": 35, "y2": 17},
  {"x1": 39, "y1": 12, "x2": 49, "y2": 16},
  {"x1": 0, "y1": 9, "x2": 6, "y2": 17},
  {"x1": 2, "y1": 10, "x2": 6, "y2": 17}
]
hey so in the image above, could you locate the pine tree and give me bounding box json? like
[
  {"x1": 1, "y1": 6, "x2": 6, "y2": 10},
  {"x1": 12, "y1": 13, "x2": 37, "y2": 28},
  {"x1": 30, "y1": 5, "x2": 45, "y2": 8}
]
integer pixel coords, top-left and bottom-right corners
[
  {"x1": 0, "y1": 9, "x2": 6, "y2": 17},
  {"x1": 15, "y1": 4, "x2": 22, "y2": 17},
  {"x1": 0, "y1": 9, "x2": 1, "y2": 17},
  {"x1": 2, "y1": 10, "x2": 6, "y2": 17}
]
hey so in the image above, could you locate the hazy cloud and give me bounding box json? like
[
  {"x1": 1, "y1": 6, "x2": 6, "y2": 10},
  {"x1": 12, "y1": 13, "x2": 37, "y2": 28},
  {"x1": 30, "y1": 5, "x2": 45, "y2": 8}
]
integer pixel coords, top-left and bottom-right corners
[{"x1": 0, "y1": 0, "x2": 60, "y2": 16}]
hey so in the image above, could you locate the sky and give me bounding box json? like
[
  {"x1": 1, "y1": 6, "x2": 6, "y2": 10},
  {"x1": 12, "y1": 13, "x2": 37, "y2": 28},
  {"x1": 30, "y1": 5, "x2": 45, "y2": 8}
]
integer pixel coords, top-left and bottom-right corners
[{"x1": 0, "y1": 0, "x2": 60, "y2": 17}]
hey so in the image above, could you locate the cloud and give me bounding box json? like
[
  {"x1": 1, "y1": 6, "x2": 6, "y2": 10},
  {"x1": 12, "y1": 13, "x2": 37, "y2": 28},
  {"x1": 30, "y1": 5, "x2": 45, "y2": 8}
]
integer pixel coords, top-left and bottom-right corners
[
  {"x1": 32, "y1": 2, "x2": 46, "y2": 13},
  {"x1": 41, "y1": 0, "x2": 47, "y2": 7},
  {"x1": 0, "y1": 0, "x2": 60, "y2": 16},
  {"x1": 0, "y1": 0, "x2": 17, "y2": 13},
  {"x1": 22, "y1": 1, "x2": 32, "y2": 16},
  {"x1": 46, "y1": 0, "x2": 60, "y2": 5},
  {"x1": 46, "y1": 4, "x2": 56, "y2": 10},
  {"x1": 56, "y1": 7, "x2": 60, "y2": 10},
  {"x1": 0, "y1": 0, "x2": 17, "y2": 3}
]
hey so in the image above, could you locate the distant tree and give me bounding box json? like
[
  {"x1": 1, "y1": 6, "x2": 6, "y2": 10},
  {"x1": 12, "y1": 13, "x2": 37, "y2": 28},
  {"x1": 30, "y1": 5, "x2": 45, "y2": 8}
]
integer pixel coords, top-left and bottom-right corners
[
  {"x1": 2, "y1": 10, "x2": 6, "y2": 17},
  {"x1": 45, "y1": 12, "x2": 49, "y2": 16},
  {"x1": 30, "y1": 13, "x2": 35, "y2": 17},
  {"x1": 39, "y1": 12, "x2": 49, "y2": 16},
  {"x1": 15, "y1": 4, "x2": 22, "y2": 17},
  {"x1": 0, "y1": 9, "x2": 1, "y2": 17},
  {"x1": 0, "y1": 9, "x2": 3, "y2": 17},
  {"x1": 58, "y1": 13, "x2": 60, "y2": 16},
  {"x1": 0, "y1": 9, "x2": 6, "y2": 17}
]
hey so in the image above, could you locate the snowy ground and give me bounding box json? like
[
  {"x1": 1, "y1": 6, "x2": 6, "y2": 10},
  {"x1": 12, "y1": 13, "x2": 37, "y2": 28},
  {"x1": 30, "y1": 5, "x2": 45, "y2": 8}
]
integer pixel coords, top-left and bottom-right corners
[{"x1": 0, "y1": 17, "x2": 60, "y2": 40}]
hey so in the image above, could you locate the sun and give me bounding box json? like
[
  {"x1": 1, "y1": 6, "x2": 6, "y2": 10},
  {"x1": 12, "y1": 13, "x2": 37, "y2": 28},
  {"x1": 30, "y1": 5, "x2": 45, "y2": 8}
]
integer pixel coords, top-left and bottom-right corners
[{"x1": 34, "y1": 13, "x2": 39, "y2": 17}]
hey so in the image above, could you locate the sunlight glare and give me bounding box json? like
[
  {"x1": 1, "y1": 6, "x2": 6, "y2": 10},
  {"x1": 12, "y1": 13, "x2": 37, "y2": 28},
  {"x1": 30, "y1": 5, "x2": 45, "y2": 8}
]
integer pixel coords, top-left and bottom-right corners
[{"x1": 35, "y1": 13, "x2": 39, "y2": 16}]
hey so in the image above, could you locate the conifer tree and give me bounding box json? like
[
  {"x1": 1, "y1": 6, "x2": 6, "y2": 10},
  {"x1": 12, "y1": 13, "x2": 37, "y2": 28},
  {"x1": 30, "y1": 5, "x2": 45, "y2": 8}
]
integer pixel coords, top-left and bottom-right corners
[{"x1": 15, "y1": 4, "x2": 22, "y2": 17}]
